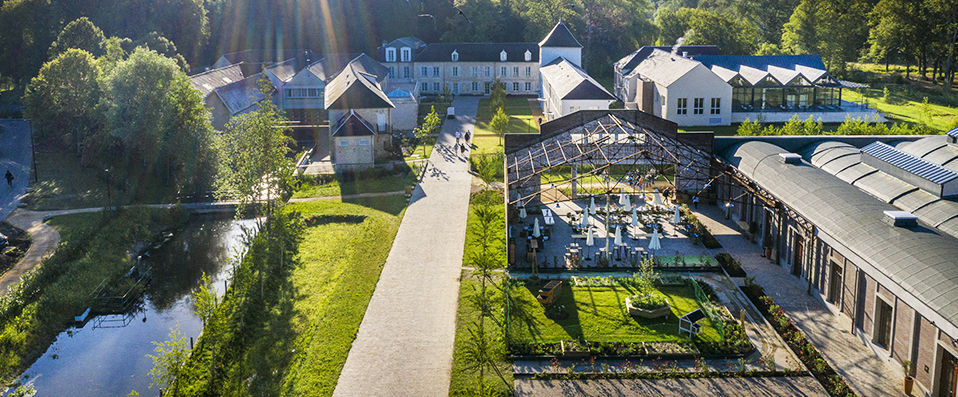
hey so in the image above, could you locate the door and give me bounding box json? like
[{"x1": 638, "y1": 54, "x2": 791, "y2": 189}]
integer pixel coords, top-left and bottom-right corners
[
  {"x1": 873, "y1": 299, "x2": 892, "y2": 348},
  {"x1": 376, "y1": 111, "x2": 386, "y2": 132},
  {"x1": 941, "y1": 349, "x2": 958, "y2": 397},
  {"x1": 792, "y1": 234, "x2": 804, "y2": 276},
  {"x1": 828, "y1": 263, "x2": 842, "y2": 304}
]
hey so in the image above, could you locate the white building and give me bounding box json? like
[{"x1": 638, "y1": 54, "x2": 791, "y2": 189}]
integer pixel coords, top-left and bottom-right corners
[
  {"x1": 540, "y1": 58, "x2": 616, "y2": 120},
  {"x1": 616, "y1": 49, "x2": 884, "y2": 126}
]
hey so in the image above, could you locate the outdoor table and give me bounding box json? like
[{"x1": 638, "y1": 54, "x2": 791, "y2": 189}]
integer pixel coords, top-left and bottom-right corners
[{"x1": 544, "y1": 216, "x2": 555, "y2": 225}]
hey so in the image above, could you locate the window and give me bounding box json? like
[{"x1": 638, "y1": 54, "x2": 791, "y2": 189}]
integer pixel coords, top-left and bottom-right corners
[
  {"x1": 484, "y1": 66, "x2": 491, "y2": 77},
  {"x1": 388, "y1": 67, "x2": 395, "y2": 79},
  {"x1": 433, "y1": 66, "x2": 440, "y2": 77},
  {"x1": 524, "y1": 50, "x2": 532, "y2": 62},
  {"x1": 513, "y1": 82, "x2": 519, "y2": 91},
  {"x1": 402, "y1": 66, "x2": 410, "y2": 79},
  {"x1": 385, "y1": 48, "x2": 396, "y2": 62},
  {"x1": 500, "y1": 50, "x2": 507, "y2": 62},
  {"x1": 453, "y1": 82, "x2": 459, "y2": 94},
  {"x1": 421, "y1": 82, "x2": 428, "y2": 92},
  {"x1": 693, "y1": 97, "x2": 704, "y2": 115},
  {"x1": 525, "y1": 66, "x2": 531, "y2": 77},
  {"x1": 525, "y1": 82, "x2": 532, "y2": 91},
  {"x1": 452, "y1": 66, "x2": 459, "y2": 77},
  {"x1": 676, "y1": 98, "x2": 688, "y2": 115},
  {"x1": 472, "y1": 81, "x2": 479, "y2": 91},
  {"x1": 500, "y1": 66, "x2": 507, "y2": 76},
  {"x1": 710, "y1": 98, "x2": 721, "y2": 114},
  {"x1": 433, "y1": 82, "x2": 440, "y2": 92},
  {"x1": 400, "y1": 47, "x2": 411, "y2": 62},
  {"x1": 874, "y1": 298, "x2": 893, "y2": 348},
  {"x1": 421, "y1": 66, "x2": 428, "y2": 76},
  {"x1": 513, "y1": 66, "x2": 519, "y2": 76},
  {"x1": 451, "y1": 50, "x2": 459, "y2": 61}
]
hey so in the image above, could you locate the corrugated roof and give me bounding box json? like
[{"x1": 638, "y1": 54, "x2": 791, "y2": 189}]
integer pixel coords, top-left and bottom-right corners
[
  {"x1": 861, "y1": 142, "x2": 958, "y2": 185},
  {"x1": 948, "y1": 127, "x2": 958, "y2": 140},
  {"x1": 413, "y1": 42, "x2": 538, "y2": 63},
  {"x1": 898, "y1": 135, "x2": 958, "y2": 173},
  {"x1": 724, "y1": 140, "x2": 958, "y2": 337},
  {"x1": 540, "y1": 58, "x2": 616, "y2": 101},
  {"x1": 539, "y1": 21, "x2": 582, "y2": 48},
  {"x1": 615, "y1": 45, "x2": 719, "y2": 75},
  {"x1": 189, "y1": 64, "x2": 245, "y2": 98}
]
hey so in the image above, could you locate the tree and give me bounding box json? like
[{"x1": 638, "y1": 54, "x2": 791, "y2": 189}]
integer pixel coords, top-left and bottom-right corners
[
  {"x1": 23, "y1": 49, "x2": 102, "y2": 153},
  {"x1": 147, "y1": 325, "x2": 189, "y2": 393},
  {"x1": 138, "y1": 31, "x2": 189, "y2": 72},
  {"x1": 489, "y1": 80, "x2": 506, "y2": 115},
  {"x1": 781, "y1": 0, "x2": 871, "y2": 75},
  {"x1": 48, "y1": 17, "x2": 105, "y2": 59},
  {"x1": 214, "y1": 76, "x2": 294, "y2": 218},
  {"x1": 192, "y1": 272, "x2": 218, "y2": 325},
  {"x1": 414, "y1": 105, "x2": 441, "y2": 158},
  {"x1": 656, "y1": 8, "x2": 761, "y2": 54},
  {"x1": 490, "y1": 107, "x2": 509, "y2": 146}
]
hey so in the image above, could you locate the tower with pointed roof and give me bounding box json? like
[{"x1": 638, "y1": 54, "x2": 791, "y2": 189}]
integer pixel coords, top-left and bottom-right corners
[{"x1": 539, "y1": 21, "x2": 583, "y2": 69}]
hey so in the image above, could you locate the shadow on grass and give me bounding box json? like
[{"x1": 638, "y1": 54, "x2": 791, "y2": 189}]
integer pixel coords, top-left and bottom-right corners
[{"x1": 521, "y1": 280, "x2": 583, "y2": 341}]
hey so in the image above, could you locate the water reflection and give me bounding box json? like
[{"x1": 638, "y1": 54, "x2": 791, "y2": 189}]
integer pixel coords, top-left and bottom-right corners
[{"x1": 11, "y1": 216, "x2": 257, "y2": 396}]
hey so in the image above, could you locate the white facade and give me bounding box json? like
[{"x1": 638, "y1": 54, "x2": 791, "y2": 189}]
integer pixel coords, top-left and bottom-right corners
[
  {"x1": 540, "y1": 47, "x2": 581, "y2": 69},
  {"x1": 656, "y1": 66, "x2": 732, "y2": 126}
]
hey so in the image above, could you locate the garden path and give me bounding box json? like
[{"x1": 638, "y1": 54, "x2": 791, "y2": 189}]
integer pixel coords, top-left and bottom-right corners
[
  {"x1": 693, "y1": 205, "x2": 906, "y2": 397},
  {"x1": 333, "y1": 96, "x2": 479, "y2": 396},
  {"x1": 515, "y1": 376, "x2": 828, "y2": 396}
]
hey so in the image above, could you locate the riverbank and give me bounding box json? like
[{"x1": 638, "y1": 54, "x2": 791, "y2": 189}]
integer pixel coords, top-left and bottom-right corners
[{"x1": 0, "y1": 206, "x2": 189, "y2": 384}]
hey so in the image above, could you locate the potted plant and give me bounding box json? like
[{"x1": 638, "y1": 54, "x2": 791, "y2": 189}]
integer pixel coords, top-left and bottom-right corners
[{"x1": 903, "y1": 360, "x2": 914, "y2": 395}]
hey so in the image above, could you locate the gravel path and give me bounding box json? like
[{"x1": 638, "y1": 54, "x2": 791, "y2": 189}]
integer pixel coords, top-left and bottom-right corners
[{"x1": 333, "y1": 97, "x2": 480, "y2": 396}]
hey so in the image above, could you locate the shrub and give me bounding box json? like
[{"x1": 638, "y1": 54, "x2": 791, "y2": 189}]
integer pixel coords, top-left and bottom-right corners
[{"x1": 627, "y1": 293, "x2": 668, "y2": 310}]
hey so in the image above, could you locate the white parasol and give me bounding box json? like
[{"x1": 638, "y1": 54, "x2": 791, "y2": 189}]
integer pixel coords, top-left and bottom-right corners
[
  {"x1": 648, "y1": 227, "x2": 662, "y2": 251},
  {"x1": 533, "y1": 218, "x2": 541, "y2": 238}
]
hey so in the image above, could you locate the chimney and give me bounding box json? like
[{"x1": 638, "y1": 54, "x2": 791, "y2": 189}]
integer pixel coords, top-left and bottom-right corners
[
  {"x1": 882, "y1": 210, "x2": 918, "y2": 228},
  {"x1": 778, "y1": 153, "x2": 802, "y2": 164},
  {"x1": 682, "y1": 51, "x2": 688, "y2": 57}
]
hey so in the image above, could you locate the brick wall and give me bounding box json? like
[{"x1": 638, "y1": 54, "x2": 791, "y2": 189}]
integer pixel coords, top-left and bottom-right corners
[
  {"x1": 862, "y1": 274, "x2": 876, "y2": 336},
  {"x1": 842, "y1": 261, "x2": 857, "y2": 319},
  {"x1": 892, "y1": 299, "x2": 914, "y2": 365},
  {"x1": 877, "y1": 284, "x2": 894, "y2": 304},
  {"x1": 916, "y1": 315, "x2": 937, "y2": 390}
]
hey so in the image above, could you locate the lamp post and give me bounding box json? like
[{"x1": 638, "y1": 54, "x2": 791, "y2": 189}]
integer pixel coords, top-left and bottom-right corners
[{"x1": 104, "y1": 168, "x2": 112, "y2": 209}]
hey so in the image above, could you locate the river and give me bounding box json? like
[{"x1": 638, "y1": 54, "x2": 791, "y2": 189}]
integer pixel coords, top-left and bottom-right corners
[{"x1": 11, "y1": 216, "x2": 257, "y2": 396}]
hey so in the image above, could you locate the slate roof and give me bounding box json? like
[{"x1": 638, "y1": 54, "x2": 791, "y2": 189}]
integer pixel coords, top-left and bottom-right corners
[
  {"x1": 324, "y1": 55, "x2": 393, "y2": 110},
  {"x1": 331, "y1": 110, "x2": 377, "y2": 137},
  {"x1": 694, "y1": 54, "x2": 836, "y2": 87},
  {"x1": 220, "y1": 49, "x2": 316, "y2": 66},
  {"x1": 304, "y1": 53, "x2": 361, "y2": 82},
  {"x1": 615, "y1": 45, "x2": 719, "y2": 75},
  {"x1": 266, "y1": 58, "x2": 299, "y2": 82},
  {"x1": 724, "y1": 140, "x2": 958, "y2": 338},
  {"x1": 540, "y1": 58, "x2": 616, "y2": 101},
  {"x1": 539, "y1": 21, "x2": 582, "y2": 48},
  {"x1": 189, "y1": 64, "x2": 245, "y2": 98},
  {"x1": 627, "y1": 50, "x2": 703, "y2": 87},
  {"x1": 384, "y1": 36, "x2": 427, "y2": 50},
  {"x1": 413, "y1": 42, "x2": 539, "y2": 62},
  {"x1": 214, "y1": 73, "x2": 272, "y2": 115}
]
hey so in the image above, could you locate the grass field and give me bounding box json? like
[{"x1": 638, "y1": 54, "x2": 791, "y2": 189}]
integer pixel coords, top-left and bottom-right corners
[
  {"x1": 843, "y1": 88, "x2": 958, "y2": 131},
  {"x1": 292, "y1": 168, "x2": 417, "y2": 200},
  {"x1": 475, "y1": 97, "x2": 539, "y2": 137},
  {"x1": 511, "y1": 281, "x2": 721, "y2": 344}
]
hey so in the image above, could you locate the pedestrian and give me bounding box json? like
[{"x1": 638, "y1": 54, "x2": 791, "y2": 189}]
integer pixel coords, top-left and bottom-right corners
[
  {"x1": 4, "y1": 170, "x2": 13, "y2": 188},
  {"x1": 692, "y1": 195, "x2": 699, "y2": 209},
  {"x1": 455, "y1": 130, "x2": 462, "y2": 146},
  {"x1": 465, "y1": 129, "x2": 471, "y2": 142}
]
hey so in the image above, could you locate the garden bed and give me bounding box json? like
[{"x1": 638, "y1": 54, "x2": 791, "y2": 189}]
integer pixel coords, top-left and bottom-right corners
[
  {"x1": 741, "y1": 281, "x2": 858, "y2": 397},
  {"x1": 0, "y1": 222, "x2": 30, "y2": 275},
  {"x1": 715, "y1": 252, "x2": 747, "y2": 277}
]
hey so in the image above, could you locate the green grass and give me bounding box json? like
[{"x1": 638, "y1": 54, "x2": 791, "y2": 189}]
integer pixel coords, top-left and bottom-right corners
[
  {"x1": 292, "y1": 168, "x2": 417, "y2": 200},
  {"x1": 404, "y1": 136, "x2": 436, "y2": 161},
  {"x1": 510, "y1": 281, "x2": 721, "y2": 344},
  {"x1": 0, "y1": 207, "x2": 185, "y2": 382},
  {"x1": 471, "y1": 135, "x2": 504, "y2": 155},
  {"x1": 843, "y1": 88, "x2": 958, "y2": 132},
  {"x1": 450, "y1": 190, "x2": 512, "y2": 396},
  {"x1": 476, "y1": 97, "x2": 539, "y2": 137},
  {"x1": 24, "y1": 151, "x2": 175, "y2": 210}
]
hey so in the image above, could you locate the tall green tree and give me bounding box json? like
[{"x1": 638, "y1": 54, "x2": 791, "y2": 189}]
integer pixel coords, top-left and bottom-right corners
[
  {"x1": 490, "y1": 107, "x2": 509, "y2": 146},
  {"x1": 656, "y1": 8, "x2": 761, "y2": 54},
  {"x1": 781, "y1": 0, "x2": 871, "y2": 75},
  {"x1": 48, "y1": 17, "x2": 105, "y2": 59},
  {"x1": 23, "y1": 48, "x2": 102, "y2": 152},
  {"x1": 414, "y1": 105, "x2": 441, "y2": 158}
]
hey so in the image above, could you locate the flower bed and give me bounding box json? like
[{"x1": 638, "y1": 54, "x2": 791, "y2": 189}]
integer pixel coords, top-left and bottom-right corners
[
  {"x1": 741, "y1": 282, "x2": 858, "y2": 397},
  {"x1": 507, "y1": 340, "x2": 699, "y2": 359},
  {"x1": 715, "y1": 252, "x2": 746, "y2": 277},
  {"x1": 681, "y1": 205, "x2": 722, "y2": 249},
  {"x1": 626, "y1": 295, "x2": 670, "y2": 319}
]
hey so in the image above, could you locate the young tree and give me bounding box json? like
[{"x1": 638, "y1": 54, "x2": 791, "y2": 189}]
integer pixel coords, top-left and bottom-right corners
[
  {"x1": 147, "y1": 325, "x2": 190, "y2": 393},
  {"x1": 414, "y1": 105, "x2": 442, "y2": 158},
  {"x1": 489, "y1": 80, "x2": 506, "y2": 114},
  {"x1": 23, "y1": 49, "x2": 102, "y2": 153},
  {"x1": 192, "y1": 272, "x2": 218, "y2": 325},
  {"x1": 489, "y1": 106, "x2": 509, "y2": 146},
  {"x1": 48, "y1": 17, "x2": 106, "y2": 59}
]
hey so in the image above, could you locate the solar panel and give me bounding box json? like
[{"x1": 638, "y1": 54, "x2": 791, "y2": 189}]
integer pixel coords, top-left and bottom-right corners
[{"x1": 861, "y1": 142, "x2": 958, "y2": 185}]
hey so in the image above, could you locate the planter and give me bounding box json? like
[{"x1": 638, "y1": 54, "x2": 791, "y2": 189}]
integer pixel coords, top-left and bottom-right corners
[
  {"x1": 904, "y1": 376, "x2": 914, "y2": 395},
  {"x1": 626, "y1": 297, "x2": 670, "y2": 319}
]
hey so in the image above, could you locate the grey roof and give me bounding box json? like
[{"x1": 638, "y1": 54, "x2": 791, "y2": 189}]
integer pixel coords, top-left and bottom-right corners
[
  {"x1": 724, "y1": 140, "x2": 958, "y2": 336},
  {"x1": 213, "y1": 73, "x2": 272, "y2": 115},
  {"x1": 324, "y1": 55, "x2": 393, "y2": 110},
  {"x1": 628, "y1": 50, "x2": 703, "y2": 87},
  {"x1": 331, "y1": 111, "x2": 376, "y2": 137},
  {"x1": 266, "y1": 58, "x2": 298, "y2": 82},
  {"x1": 694, "y1": 54, "x2": 837, "y2": 87},
  {"x1": 540, "y1": 58, "x2": 616, "y2": 101},
  {"x1": 305, "y1": 53, "x2": 362, "y2": 82},
  {"x1": 861, "y1": 142, "x2": 958, "y2": 185},
  {"x1": 220, "y1": 49, "x2": 316, "y2": 65},
  {"x1": 384, "y1": 36, "x2": 427, "y2": 50},
  {"x1": 897, "y1": 135, "x2": 958, "y2": 172},
  {"x1": 539, "y1": 21, "x2": 582, "y2": 48},
  {"x1": 412, "y1": 42, "x2": 538, "y2": 62},
  {"x1": 615, "y1": 45, "x2": 719, "y2": 75},
  {"x1": 949, "y1": 127, "x2": 958, "y2": 140},
  {"x1": 189, "y1": 64, "x2": 245, "y2": 98}
]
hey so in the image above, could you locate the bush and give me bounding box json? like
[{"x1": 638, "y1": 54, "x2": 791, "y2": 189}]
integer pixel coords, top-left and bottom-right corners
[
  {"x1": 627, "y1": 293, "x2": 668, "y2": 310},
  {"x1": 715, "y1": 253, "x2": 746, "y2": 277}
]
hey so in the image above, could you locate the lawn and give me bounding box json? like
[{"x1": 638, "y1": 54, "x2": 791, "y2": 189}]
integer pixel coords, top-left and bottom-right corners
[
  {"x1": 24, "y1": 151, "x2": 175, "y2": 210},
  {"x1": 471, "y1": 135, "x2": 504, "y2": 155},
  {"x1": 403, "y1": 136, "x2": 436, "y2": 162},
  {"x1": 450, "y1": 190, "x2": 512, "y2": 396},
  {"x1": 475, "y1": 97, "x2": 539, "y2": 137},
  {"x1": 0, "y1": 207, "x2": 185, "y2": 382},
  {"x1": 510, "y1": 281, "x2": 721, "y2": 344},
  {"x1": 292, "y1": 167, "x2": 417, "y2": 200},
  {"x1": 843, "y1": 88, "x2": 958, "y2": 132}
]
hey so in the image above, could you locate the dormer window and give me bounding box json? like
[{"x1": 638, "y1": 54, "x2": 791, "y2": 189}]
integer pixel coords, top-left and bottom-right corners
[
  {"x1": 400, "y1": 47, "x2": 411, "y2": 62},
  {"x1": 385, "y1": 48, "x2": 396, "y2": 62},
  {"x1": 500, "y1": 50, "x2": 507, "y2": 62},
  {"x1": 524, "y1": 49, "x2": 532, "y2": 62},
  {"x1": 451, "y1": 50, "x2": 459, "y2": 62}
]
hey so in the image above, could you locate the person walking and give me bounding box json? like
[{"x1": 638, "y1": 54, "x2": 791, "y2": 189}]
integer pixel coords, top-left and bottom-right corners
[
  {"x1": 5, "y1": 170, "x2": 13, "y2": 188},
  {"x1": 455, "y1": 130, "x2": 462, "y2": 146},
  {"x1": 692, "y1": 195, "x2": 699, "y2": 209}
]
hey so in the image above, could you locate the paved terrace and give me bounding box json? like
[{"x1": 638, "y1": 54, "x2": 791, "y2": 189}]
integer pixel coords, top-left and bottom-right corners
[
  {"x1": 334, "y1": 96, "x2": 479, "y2": 396},
  {"x1": 694, "y1": 205, "x2": 905, "y2": 397},
  {"x1": 515, "y1": 377, "x2": 828, "y2": 396}
]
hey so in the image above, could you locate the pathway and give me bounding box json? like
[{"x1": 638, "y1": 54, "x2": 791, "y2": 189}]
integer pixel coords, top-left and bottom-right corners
[
  {"x1": 0, "y1": 119, "x2": 32, "y2": 223},
  {"x1": 515, "y1": 376, "x2": 828, "y2": 396},
  {"x1": 693, "y1": 205, "x2": 905, "y2": 397},
  {"x1": 334, "y1": 96, "x2": 480, "y2": 396}
]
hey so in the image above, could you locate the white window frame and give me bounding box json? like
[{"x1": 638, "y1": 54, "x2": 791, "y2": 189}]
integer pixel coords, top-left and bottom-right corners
[
  {"x1": 525, "y1": 82, "x2": 532, "y2": 91},
  {"x1": 524, "y1": 50, "x2": 532, "y2": 62},
  {"x1": 385, "y1": 48, "x2": 396, "y2": 62},
  {"x1": 513, "y1": 66, "x2": 519, "y2": 76},
  {"x1": 421, "y1": 82, "x2": 428, "y2": 92},
  {"x1": 710, "y1": 97, "x2": 721, "y2": 115},
  {"x1": 451, "y1": 50, "x2": 459, "y2": 62},
  {"x1": 433, "y1": 82, "x2": 440, "y2": 91},
  {"x1": 693, "y1": 97, "x2": 704, "y2": 115},
  {"x1": 513, "y1": 82, "x2": 519, "y2": 91},
  {"x1": 433, "y1": 66, "x2": 440, "y2": 77},
  {"x1": 676, "y1": 98, "x2": 688, "y2": 115},
  {"x1": 472, "y1": 81, "x2": 479, "y2": 91},
  {"x1": 452, "y1": 66, "x2": 459, "y2": 77},
  {"x1": 500, "y1": 66, "x2": 507, "y2": 76},
  {"x1": 500, "y1": 50, "x2": 507, "y2": 62},
  {"x1": 421, "y1": 66, "x2": 428, "y2": 76},
  {"x1": 402, "y1": 66, "x2": 410, "y2": 79},
  {"x1": 525, "y1": 66, "x2": 531, "y2": 77},
  {"x1": 400, "y1": 47, "x2": 411, "y2": 62}
]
